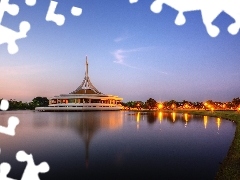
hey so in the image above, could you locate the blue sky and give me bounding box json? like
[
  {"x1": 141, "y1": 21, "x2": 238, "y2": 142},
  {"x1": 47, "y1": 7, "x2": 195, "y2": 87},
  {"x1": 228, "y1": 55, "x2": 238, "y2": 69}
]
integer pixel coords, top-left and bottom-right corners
[{"x1": 0, "y1": 0, "x2": 239, "y2": 102}]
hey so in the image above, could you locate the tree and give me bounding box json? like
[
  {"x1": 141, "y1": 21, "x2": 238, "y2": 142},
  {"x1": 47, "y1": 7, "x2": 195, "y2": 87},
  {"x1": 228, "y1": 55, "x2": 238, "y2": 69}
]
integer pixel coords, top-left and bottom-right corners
[
  {"x1": 123, "y1": 101, "x2": 135, "y2": 110},
  {"x1": 32, "y1": 97, "x2": 49, "y2": 107},
  {"x1": 193, "y1": 102, "x2": 203, "y2": 110},
  {"x1": 165, "y1": 100, "x2": 178, "y2": 110},
  {"x1": 135, "y1": 101, "x2": 144, "y2": 110},
  {"x1": 145, "y1": 98, "x2": 157, "y2": 110},
  {"x1": 232, "y1": 97, "x2": 240, "y2": 108}
]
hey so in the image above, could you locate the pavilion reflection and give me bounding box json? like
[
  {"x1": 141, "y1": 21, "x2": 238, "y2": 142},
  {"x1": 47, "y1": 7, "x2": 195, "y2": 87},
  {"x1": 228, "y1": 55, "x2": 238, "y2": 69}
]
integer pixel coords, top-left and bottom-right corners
[
  {"x1": 33, "y1": 111, "x2": 123, "y2": 167},
  {"x1": 74, "y1": 112, "x2": 123, "y2": 168}
]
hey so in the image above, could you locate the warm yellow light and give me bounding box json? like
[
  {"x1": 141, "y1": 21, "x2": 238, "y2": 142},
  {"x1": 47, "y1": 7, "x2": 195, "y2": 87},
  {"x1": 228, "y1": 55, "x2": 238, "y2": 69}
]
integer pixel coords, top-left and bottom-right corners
[
  {"x1": 158, "y1": 112, "x2": 163, "y2": 123},
  {"x1": 184, "y1": 113, "x2": 188, "y2": 127},
  {"x1": 184, "y1": 113, "x2": 188, "y2": 122},
  {"x1": 136, "y1": 112, "x2": 140, "y2": 123},
  {"x1": 172, "y1": 112, "x2": 176, "y2": 122},
  {"x1": 136, "y1": 112, "x2": 140, "y2": 130},
  {"x1": 204, "y1": 116, "x2": 208, "y2": 129},
  {"x1": 217, "y1": 118, "x2": 221, "y2": 130},
  {"x1": 158, "y1": 103, "x2": 163, "y2": 109}
]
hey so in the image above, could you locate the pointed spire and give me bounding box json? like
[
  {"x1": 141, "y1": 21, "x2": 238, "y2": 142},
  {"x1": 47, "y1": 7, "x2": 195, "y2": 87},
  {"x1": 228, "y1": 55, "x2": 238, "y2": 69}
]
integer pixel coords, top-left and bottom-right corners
[
  {"x1": 85, "y1": 56, "x2": 88, "y2": 78},
  {"x1": 70, "y1": 57, "x2": 102, "y2": 94}
]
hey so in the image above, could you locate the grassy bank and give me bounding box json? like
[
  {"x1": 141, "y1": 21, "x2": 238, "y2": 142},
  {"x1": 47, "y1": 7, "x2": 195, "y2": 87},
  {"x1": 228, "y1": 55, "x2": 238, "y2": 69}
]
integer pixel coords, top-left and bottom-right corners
[{"x1": 169, "y1": 110, "x2": 240, "y2": 179}]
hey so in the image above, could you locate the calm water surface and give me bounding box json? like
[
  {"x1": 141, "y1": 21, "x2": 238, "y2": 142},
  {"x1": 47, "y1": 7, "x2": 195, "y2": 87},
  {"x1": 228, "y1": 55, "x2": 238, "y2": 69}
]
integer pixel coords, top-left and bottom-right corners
[{"x1": 0, "y1": 111, "x2": 236, "y2": 179}]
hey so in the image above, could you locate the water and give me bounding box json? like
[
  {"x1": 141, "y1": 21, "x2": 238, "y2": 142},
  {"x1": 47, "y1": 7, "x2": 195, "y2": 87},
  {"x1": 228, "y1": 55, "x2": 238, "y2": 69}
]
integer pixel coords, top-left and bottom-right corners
[{"x1": 0, "y1": 111, "x2": 236, "y2": 179}]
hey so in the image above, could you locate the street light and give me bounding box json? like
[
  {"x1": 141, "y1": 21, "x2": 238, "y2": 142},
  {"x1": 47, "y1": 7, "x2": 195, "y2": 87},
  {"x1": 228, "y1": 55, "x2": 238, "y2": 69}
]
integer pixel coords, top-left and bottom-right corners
[
  {"x1": 158, "y1": 103, "x2": 163, "y2": 110},
  {"x1": 211, "y1": 107, "x2": 214, "y2": 113}
]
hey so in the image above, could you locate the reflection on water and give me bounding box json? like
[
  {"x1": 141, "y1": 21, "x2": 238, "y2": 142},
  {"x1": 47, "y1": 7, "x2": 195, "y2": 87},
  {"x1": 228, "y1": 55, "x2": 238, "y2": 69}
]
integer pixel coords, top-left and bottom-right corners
[
  {"x1": 204, "y1": 116, "x2": 208, "y2": 129},
  {"x1": 130, "y1": 111, "x2": 226, "y2": 131},
  {"x1": 0, "y1": 111, "x2": 236, "y2": 180},
  {"x1": 217, "y1": 118, "x2": 221, "y2": 131}
]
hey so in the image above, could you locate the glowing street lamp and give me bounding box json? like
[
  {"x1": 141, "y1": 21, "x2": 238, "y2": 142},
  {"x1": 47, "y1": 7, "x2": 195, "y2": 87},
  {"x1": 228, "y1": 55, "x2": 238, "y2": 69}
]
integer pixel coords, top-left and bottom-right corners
[
  {"x1": 136, "y1": 103, "x2": 140, "y2": 110},
  {"x1": 211, "y1": 107, "x2": 214, "y2": 113},
  {"x1": 223, "y1": 104, "x2": 226, "y2": 110},
  {"x1": 158, "y1": 103, "x2": 163, "y2": 110}
]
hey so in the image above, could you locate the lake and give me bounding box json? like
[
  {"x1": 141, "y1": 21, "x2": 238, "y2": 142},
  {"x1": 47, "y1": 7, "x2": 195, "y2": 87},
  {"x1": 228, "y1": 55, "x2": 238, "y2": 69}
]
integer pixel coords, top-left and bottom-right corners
[{"x1": 0, "y1": 111, "x2": 236, "y2": 179}]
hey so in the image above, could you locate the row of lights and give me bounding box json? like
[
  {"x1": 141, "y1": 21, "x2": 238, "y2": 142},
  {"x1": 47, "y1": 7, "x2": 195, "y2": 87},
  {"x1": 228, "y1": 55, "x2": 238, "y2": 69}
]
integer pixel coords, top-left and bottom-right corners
[{"x1": 135, "y1": 102, "x2": 240, "y2": 112}]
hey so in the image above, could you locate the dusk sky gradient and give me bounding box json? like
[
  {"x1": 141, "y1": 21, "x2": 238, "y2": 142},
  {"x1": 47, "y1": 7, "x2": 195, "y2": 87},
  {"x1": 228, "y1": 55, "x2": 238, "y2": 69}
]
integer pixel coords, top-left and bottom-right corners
[{"x1": 0, "y1": 0, "x2": 240, "y2": 102}]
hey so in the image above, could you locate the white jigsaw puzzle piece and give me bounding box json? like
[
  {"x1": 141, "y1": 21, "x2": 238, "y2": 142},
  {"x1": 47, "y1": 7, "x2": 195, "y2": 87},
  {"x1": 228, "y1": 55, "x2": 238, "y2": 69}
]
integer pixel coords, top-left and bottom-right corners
[
  {"x1": 71, "y1": 6, "x2": 82, "y2": 17},
  {"x1": 129, "y1": 0, "x2": 138, "y2": 4},
  {"x1": 16, "y1": 151, "x2": 50, "y2": 180},
  {"x1": 0, "y1": 0, "x2": 19, "y2": 24},
  {"x1": 0, "y1": 99, "x2": 9, "y2": 111},
  {"x1": 150, "y1": 0, "x2": 224, "y2": 37},
  {"x1": 0, "y1": 21, "x2": 30, "y2": 54},
  {"x1": 223, "y1": 0, "x2": 240, "y2": 35},
  {"x1": 0, "y1": 116, "x2": 20, "y2": 136},
  {"x1": 0, "y1": 0, "x2": 31, "y2": 54},
  {"x1": 46, "y1": 0, "x2": 65, "y2": 26},
  {"x1": 25, "y1": 0, "x2": 37, "y2": 6},
  {"x1": 131, "y1": 0, "x2": 240, "y2": 37},
  {"x1": 0, "y1": 162, "x2": 16, "y2": 180}
]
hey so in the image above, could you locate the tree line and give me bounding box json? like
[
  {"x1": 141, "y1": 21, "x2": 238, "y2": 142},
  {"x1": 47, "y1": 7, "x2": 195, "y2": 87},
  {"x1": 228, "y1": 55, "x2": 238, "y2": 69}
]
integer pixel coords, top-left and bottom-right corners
[
  {"x1": 0, "y1": 97, "x2": 49, "y2": 110},
  {"x1": 1, "y1": 96, "x2": 240, "y2": 111},
  {"x1": 121, "y1": 97, "x2": 240, "y2": 110}
]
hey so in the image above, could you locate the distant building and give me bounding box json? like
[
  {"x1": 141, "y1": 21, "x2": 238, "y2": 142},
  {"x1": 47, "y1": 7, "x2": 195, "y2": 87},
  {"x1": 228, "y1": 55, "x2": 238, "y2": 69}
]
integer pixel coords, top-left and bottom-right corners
[{"x1": 35, "y1": 57, "x2": 123, "y2": 111}]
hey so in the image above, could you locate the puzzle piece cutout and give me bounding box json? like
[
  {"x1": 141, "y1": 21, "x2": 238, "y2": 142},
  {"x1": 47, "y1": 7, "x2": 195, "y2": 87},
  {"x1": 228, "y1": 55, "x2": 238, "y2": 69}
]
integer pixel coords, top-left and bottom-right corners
[
  {"x1": 46, "y1": 0, "x2": 65, "y2": 26},
  {"x1": 0, "y1": 162, "x2": 16, "y2": 180},
  {"x1": 129, "y1": 0, "x2": 138, "y2": 4},
  {"x1": 131, "y1": 0, "x2": 240, "y2": 37},
  {"x1": 0, "y1": 99, "x2": 20, "y2": 136},
  {"x1": 16, "y1": 151, "x2": 50, "y2": 180},
  {"x1": 25, "y1": 0, "x2": 37, "y2": 7},
  {"x1": 71, "y1": 6, "x2": 82, "y2": 17},
  {"x1": 0, "y1": 99, "x2": 9, "y2": 111},
  {"x1": 0, "y1": 21, "x2": 30, "y2": 54},
  {"x1": 0, "y1": 116, "x2": 20, "y2": 136},
  {"x1": 46, "y1": 0, "x2": 82, "y2": 26},
  {"x1": 0, "y1": 0, "x2": 35, "y2": 54},
  {"x1": 0, "y1": 150, "x2": 50, "y2": 180}
]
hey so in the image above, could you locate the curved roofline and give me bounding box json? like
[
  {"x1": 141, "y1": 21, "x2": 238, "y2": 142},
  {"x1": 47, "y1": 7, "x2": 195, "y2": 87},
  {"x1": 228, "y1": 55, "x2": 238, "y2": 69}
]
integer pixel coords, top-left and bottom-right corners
[{"x1": 70, "y1": 56, "x2": 102, "y2": 94}]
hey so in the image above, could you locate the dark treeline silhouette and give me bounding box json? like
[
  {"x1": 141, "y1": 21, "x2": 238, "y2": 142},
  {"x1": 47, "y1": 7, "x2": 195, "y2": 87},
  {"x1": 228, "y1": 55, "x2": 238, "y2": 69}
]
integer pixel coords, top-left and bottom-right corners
[
  {"x1": 0, "y1": 97, "x2": 49, "y2": 110},
  {"x1": 122, "y1": 97, "x2": 240, "y2": 110},
  {"x1": 1, "y1": 97, "x2": 240, "y2": 111}
]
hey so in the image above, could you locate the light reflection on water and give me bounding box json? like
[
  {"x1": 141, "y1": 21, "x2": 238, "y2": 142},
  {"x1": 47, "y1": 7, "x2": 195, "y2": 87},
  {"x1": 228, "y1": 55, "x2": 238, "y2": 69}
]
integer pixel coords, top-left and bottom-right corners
[{"x1": 0, "y1": 110, "x2": 236, "y2": 180}]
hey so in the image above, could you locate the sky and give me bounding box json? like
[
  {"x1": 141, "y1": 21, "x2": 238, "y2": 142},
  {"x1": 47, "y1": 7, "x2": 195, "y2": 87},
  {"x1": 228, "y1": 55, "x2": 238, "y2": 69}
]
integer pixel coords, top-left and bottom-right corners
[{"x1": 0, "y1": 0, "x2": 240, "y2": 103}]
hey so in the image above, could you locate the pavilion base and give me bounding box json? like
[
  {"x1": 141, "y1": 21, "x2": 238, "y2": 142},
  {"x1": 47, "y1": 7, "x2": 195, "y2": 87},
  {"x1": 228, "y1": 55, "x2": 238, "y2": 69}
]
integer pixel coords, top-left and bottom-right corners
[{"x1": 35, "y1": 106, "x2": 122, "y2": 112}]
